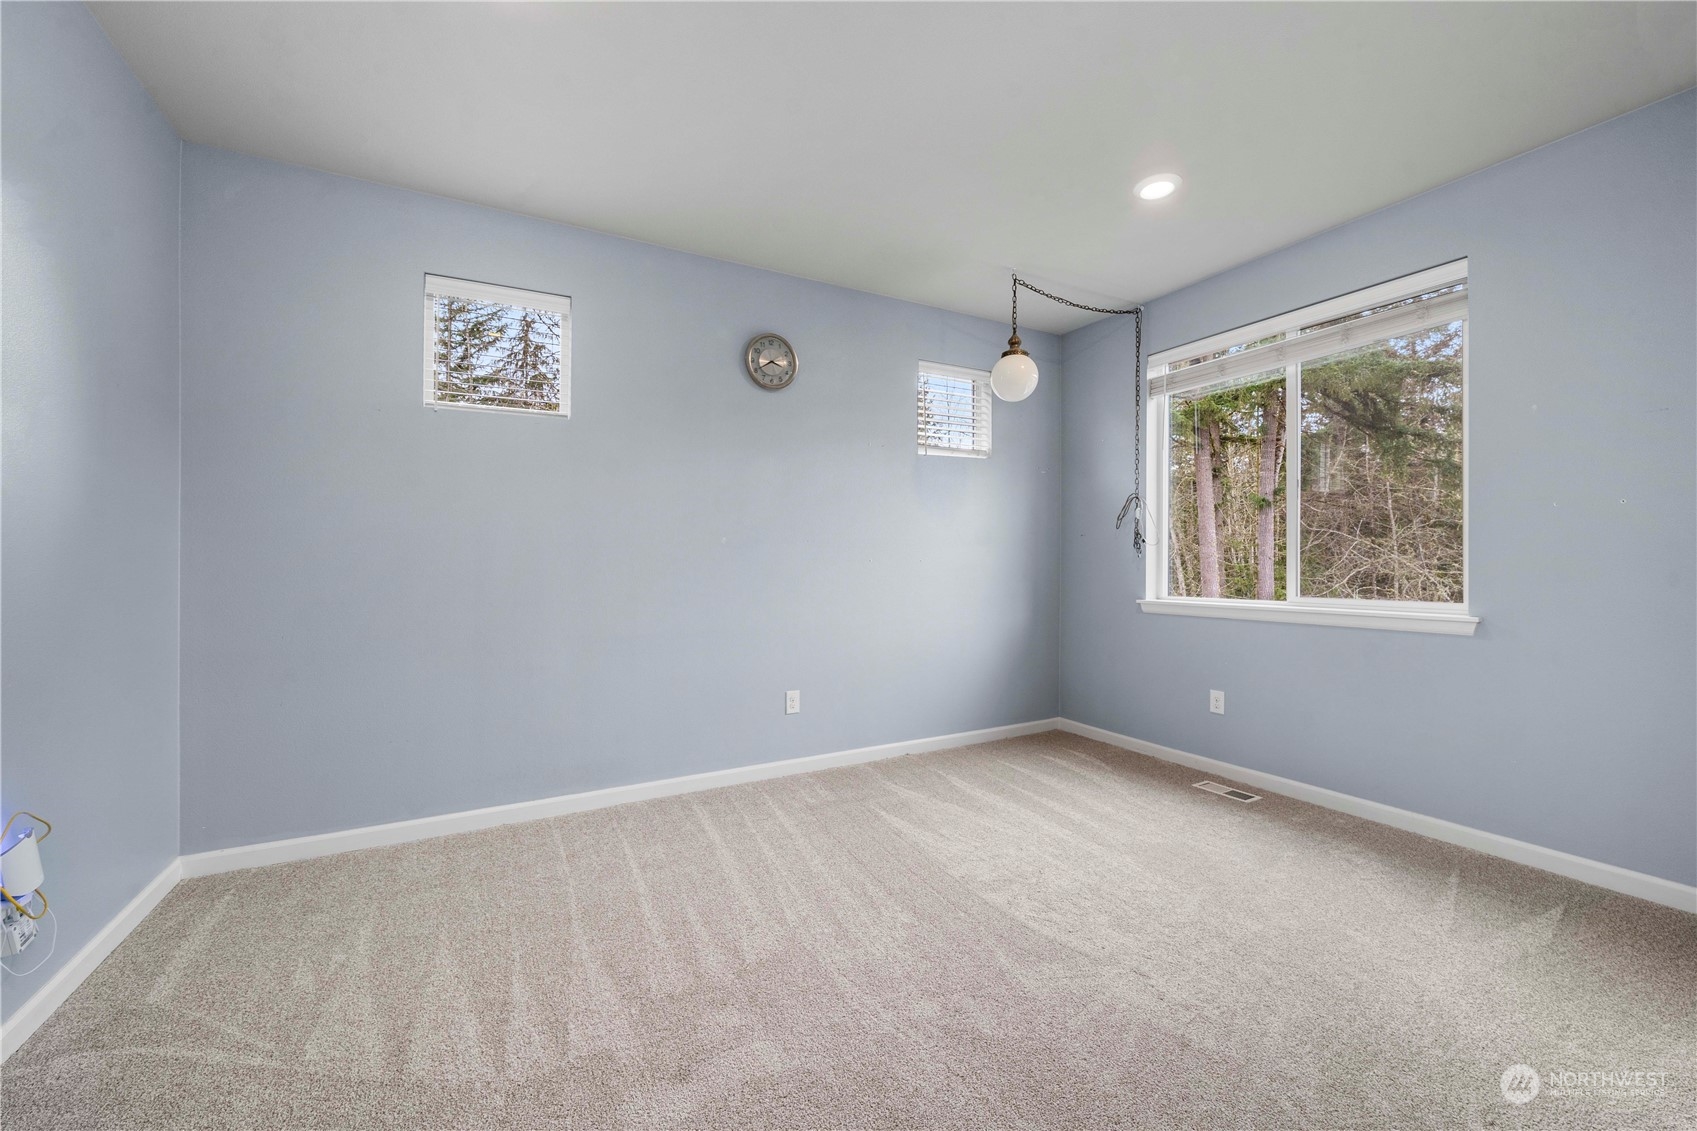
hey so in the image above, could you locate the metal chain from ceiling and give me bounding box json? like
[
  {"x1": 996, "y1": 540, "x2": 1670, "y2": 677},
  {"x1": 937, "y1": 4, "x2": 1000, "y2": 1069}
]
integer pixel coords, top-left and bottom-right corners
[{"x1": 1011, "y1": 275, "x2": 1146, "y2": 554}]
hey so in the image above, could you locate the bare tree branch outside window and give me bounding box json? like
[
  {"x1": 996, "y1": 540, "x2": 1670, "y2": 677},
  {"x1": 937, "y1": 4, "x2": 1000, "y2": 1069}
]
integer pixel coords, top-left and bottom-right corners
[
  {"x1": 1166, "y1": 321, "x2": 1463, "y2": 604},
  {"x1": 431, "y1": 295, "x2": 563, "y2": 413}
]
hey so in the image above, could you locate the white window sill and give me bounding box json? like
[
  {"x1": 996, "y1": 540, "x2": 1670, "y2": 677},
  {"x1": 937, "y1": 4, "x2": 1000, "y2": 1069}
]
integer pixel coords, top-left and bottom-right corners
[{"x1": 1138, "y1": 598, "x2": 1478, "y2": 636}]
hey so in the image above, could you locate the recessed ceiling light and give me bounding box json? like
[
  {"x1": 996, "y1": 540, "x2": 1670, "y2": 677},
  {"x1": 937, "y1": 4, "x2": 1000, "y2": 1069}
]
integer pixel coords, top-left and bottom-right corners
[{"x1": 1134, "y1": 173, "x2": 1182, "y2": 201}]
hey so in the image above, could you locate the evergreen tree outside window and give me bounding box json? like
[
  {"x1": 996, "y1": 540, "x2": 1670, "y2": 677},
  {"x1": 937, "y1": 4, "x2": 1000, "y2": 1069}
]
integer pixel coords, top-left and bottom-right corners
[
  {"x1": 1144, "y1": 262, "x2": 1475, "y2": 634},
  {"x1": 424, "y1": 275, "x2": 570, "y2": 416}
]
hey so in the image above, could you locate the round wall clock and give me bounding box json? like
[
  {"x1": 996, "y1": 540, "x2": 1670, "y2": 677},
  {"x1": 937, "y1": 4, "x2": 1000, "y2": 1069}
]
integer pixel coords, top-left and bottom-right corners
[{"x1": 745, "y1": 333, "x2": 797, "y2": 391}]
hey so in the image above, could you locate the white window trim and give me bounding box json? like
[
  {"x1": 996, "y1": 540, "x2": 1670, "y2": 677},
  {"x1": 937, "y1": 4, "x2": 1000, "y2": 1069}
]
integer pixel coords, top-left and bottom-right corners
[
  {"x1": 1141, "y1": 260, "x2": 1476, "y2": 636},
  {"x1": 1137, "y1": 597, "x2": 1478, "y2": 635},
  {"x1": 422, "y1": 274, "x2": 572, "y2": 418},
  {"x1": 916, "y1": 360, "x2": 992, "y2": 458}
]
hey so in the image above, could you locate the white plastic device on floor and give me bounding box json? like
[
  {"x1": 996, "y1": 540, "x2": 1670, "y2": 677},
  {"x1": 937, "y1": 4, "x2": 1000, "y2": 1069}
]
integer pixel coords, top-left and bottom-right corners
[{"x1": 1, "y1": 811, "x2": 57, "y2": 975}]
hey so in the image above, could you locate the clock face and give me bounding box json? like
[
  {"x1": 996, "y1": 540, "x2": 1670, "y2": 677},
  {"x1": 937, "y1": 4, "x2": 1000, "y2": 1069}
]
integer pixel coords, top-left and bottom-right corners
[{"x1": 745, "y1": 333, "x2": 797, "y2": 390}]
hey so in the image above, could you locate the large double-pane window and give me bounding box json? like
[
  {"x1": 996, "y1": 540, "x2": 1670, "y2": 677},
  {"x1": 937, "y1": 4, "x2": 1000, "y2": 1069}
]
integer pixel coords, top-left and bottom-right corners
[{"x1": 1146, "y1": 262, "x2": 1473, "y2": 634}]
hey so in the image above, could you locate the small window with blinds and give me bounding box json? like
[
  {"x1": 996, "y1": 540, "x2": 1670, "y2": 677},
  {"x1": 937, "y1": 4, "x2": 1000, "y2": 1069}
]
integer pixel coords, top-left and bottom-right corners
[
  {"x1": 1144, "y1": 260, "x2": 1474, "y2": 631},
  {"x1": 424, "y1": 275, "x2": 570, "y2": 416},
  {"x1": 916, "y1": 362, "x2": 991, "y2": 457}
]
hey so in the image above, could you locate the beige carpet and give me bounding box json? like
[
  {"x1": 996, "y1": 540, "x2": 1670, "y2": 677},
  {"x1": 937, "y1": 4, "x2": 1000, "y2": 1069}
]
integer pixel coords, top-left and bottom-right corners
[{"x1": 3, "y1": 732, "x2": 1692, "y2": 1129}]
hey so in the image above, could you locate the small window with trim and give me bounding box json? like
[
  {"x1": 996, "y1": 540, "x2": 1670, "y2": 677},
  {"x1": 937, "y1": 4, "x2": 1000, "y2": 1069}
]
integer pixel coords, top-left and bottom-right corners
[
  {"x1": 424, "y1": 275, "x2": 570, "y2": 416},
  {"x1": 917, "y1": 362, "x2": 991, "y2": 458},
  {"x1": 1144, "y1": 261, "x2": 1474, "y2": 634}
]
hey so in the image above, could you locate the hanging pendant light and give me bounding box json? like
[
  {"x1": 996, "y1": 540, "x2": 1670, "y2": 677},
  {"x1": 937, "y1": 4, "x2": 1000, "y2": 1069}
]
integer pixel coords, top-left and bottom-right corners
[
  {"x1": 994, "y1": 274, "x2": 1147, "y2": 402},
  {"x1": 994, "y1": 273, "x2": 1150, "y2": 552},
  {"x1": 990, "y1": 276, "x2": 1039, "y2": 401},
  {"x1": 990, "y1": 339, "x2": 1039, "y2": 402}
]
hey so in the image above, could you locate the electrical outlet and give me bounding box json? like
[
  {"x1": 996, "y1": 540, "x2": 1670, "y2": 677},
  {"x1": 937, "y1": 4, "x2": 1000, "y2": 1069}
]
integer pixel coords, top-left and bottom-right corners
[
  {"x1": 785, "y1": 690, "x2": 800, "y2": 715},
  {"x1": 1209, "y1": 690, "x2": 1225, "y2": 715}
]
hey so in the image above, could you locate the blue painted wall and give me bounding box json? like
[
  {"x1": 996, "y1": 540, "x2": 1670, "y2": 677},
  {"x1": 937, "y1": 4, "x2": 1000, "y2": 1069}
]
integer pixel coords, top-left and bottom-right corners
[
  {"x1": 1, "y1": 3, "x2": 182, "y2": 1018},
  {"x1": 6, "y1": 6, "x2": 1690, "y2": 1013},
  {"x1": 1060, "y1": 90, "x2": 1697, "y2": 886},
  {"x1": 177, "y1": 145, "x2": 1062, "y2": 853}
]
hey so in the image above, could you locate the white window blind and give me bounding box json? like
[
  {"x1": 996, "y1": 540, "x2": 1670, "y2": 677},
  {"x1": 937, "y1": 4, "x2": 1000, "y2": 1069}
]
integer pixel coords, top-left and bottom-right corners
[
  {"x1": 916, "y1": 362, "x2": 991, "y2": 457},
  {"x1": 423, "y1": 274, "x2": 571, "y2": 416},
  {"x1": 1151, "y1": 261, "x2": 1467, "y2": 397}
]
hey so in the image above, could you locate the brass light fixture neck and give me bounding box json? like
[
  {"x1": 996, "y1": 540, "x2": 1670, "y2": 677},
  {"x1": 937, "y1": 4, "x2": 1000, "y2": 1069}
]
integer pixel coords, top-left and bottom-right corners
[{"x1": 1001, "y1": 334, "x2": 1027, "y2": 358}]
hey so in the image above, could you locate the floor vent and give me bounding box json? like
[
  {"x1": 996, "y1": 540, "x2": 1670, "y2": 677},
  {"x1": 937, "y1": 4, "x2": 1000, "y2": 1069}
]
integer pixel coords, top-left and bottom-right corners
[{"x1": 1193, "y1": 780, "x2": 1261, "y2": 803}]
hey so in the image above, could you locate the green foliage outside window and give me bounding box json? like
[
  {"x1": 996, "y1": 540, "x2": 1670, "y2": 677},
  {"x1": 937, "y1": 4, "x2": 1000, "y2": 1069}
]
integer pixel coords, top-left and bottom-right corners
[{"x1": 1167, "y1": 322, "x2": 1463, "y2": 604}]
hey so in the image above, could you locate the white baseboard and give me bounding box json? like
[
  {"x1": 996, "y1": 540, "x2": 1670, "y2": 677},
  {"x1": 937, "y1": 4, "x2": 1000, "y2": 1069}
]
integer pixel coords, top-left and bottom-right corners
[
  {"x1": 180, "y1": 718, "x2": 1063, "y2": 879},
  {"x1": 3, "y1": 719, "x2": 1057, "y2": 1061},
  {"x1": 1056, "y1": 718, "x2": 1697, "y2": 914},
  {"x1": 1, "y1": 858, "x2": 182, "y2": 1062},
  {"x1": 9, "y1": 714, "x2": 1686, "y2": 1065}
]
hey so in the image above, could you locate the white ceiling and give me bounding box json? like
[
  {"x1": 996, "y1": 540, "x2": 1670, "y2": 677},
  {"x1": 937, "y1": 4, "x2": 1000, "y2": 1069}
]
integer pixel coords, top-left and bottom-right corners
[{"x1": 92, "y1": 2, "x2": 1695, "y2": 333}]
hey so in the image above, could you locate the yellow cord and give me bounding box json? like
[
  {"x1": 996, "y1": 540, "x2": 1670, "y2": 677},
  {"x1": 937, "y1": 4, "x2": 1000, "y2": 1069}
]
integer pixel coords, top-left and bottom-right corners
[
  {"x1": 0, "y1": 886, "x2": 47, "y2": 920},
  {"x1": 0, "y1": 810, "x2": 51, "y2": 844}
]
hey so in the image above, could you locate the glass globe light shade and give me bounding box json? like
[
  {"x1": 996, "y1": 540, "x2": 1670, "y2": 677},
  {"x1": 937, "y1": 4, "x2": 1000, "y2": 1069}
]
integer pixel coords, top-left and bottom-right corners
[{"x1": 990, "y1": 351, "x2": 1039, "y2": 402}]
